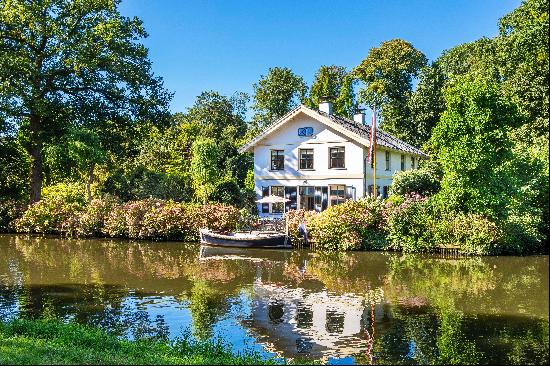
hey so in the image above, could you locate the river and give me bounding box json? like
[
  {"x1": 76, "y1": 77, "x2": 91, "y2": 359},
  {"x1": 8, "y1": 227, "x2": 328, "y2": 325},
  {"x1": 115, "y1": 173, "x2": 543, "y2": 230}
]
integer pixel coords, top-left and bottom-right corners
[{"x1": 0, "y1": 234, "x2": 548, "y2": 364}]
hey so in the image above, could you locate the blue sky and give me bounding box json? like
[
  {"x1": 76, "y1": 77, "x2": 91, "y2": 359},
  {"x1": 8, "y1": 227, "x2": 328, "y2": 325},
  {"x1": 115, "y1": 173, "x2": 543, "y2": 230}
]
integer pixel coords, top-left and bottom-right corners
[{"x1": 119, "y1": 0, "x2": 520, "y2": 114}]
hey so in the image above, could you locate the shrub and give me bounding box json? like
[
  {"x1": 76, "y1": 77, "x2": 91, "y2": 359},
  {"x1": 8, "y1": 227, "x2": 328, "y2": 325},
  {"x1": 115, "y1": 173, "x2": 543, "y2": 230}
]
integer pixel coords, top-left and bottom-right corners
[
  {"x1": 386, "y1": 194, "x2": 434, "y2": 252},
  {"x1": 42, "y1": 182, "x2": 87, "y2": 204},
  {"x1": 76, "y1": 195, "x2": 120, "y2": 237},
  {"x1": 0, "y1": 199, "x2": 27, "y2": 232},
  {"x1": 142, "y1": 202, "x2": 202, "y2": 241},
  {"x1": 285, "y1": 209, "x2": 318, "y2": 244},
  {"x1": 286, "y1": 198, "x2": 387, "y2": 251},
  {"x1": 15, "y1": 198, "x2": 84, "y2": 235},
  {"x1": 389, "y1": 165, "x2": 440, "y2": 197},
  {"x1": 103, "y1": 198, "x2": 163, "y2": 239},
  {"x1": 199, "y1": 204, "x2": 240, "y2": 233},
  {"x1": 386, "y1": 194, "x2": 501, "y2": 254}
]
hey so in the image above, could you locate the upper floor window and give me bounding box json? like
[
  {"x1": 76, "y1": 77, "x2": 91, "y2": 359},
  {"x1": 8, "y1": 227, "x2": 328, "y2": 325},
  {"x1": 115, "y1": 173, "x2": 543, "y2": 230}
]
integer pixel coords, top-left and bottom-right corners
[
  {"x1": 299, "y1": 148, "x2": 314, "y2": 170},
  {"x1": 271, "y1": 150, "x2": 284, "y2": 170},
  {"x1": 329, "y1": 147, "x2": 345, "y2": 169},
  {"x1": 411, "y1": 156, "x2": 416, "y2": 169},
  {"x1": 401, "y1": 154, "x2": 405, "y2": 171},
  {"x1": 385, "y1": 151, "x2": 391, "y2": 171}
]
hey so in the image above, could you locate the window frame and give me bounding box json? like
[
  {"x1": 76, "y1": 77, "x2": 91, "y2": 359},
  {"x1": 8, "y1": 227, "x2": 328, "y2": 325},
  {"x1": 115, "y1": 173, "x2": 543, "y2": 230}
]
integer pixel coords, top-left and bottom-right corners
[
  {"x1": 400, "y1": 154, "x2": 405, "y2": 171},
  {"x1": 385, "y1": 151, "x2": 391, "y2": 171},
  {"x1": 411, "y1": 156, "x2": 416, "y2": 169},
  {"x1": 298, "y1": 148, "x2": 314, "y2": 170},
  {"x1": 270, "y1": 150, "x2": 284, "y2": 171},
  {"x1": 329, "y1": 146, "x2": 346, "y2": 169},
  {"x1": 329, "y1": 184, "x2": 346, "y2": 206},
  {"x1": 270, "y1": 185, "x2": 285, "y2": 213}
]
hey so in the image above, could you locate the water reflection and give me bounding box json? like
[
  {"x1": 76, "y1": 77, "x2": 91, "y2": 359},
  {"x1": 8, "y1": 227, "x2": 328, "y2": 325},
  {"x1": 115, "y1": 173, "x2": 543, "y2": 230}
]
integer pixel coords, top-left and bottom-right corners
[{"x1": 0, "y1": 234, "x2": 548, "y2": 364}]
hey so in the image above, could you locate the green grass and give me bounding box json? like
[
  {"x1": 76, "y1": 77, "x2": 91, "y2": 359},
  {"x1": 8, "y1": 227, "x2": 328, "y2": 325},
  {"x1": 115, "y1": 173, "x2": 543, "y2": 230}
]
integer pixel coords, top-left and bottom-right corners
[{"x1": 0, "y1": 318, "x2": 308, "y2": 365}]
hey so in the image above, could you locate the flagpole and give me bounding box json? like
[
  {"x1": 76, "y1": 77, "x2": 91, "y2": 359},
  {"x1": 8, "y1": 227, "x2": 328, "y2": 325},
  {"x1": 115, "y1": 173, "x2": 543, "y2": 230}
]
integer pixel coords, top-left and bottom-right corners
[{"x1": 372, "y1": 107, "x2": 377, "y2": 199}]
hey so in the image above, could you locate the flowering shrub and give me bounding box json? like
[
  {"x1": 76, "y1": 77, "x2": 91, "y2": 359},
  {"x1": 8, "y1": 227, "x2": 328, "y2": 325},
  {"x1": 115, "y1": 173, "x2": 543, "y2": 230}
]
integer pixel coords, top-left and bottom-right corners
[
  {"x1": 15, "y1": 198, "x2": 84, "y2": 234},
  {"x1": 77, "y1": 195, "x2": 120, "y2": 237},
  {"x1": 285, "y1": 209, "x2": 318, "y2": 244},
  {"x1": 286, "y1": 198, "x2": 387, "y2": 251},
  {"x1": 10, "y1": 194, "x2": 240, "y2": 242},
  {"x1": 389, "y1": 165, "x2": 440, "y2": 197}
]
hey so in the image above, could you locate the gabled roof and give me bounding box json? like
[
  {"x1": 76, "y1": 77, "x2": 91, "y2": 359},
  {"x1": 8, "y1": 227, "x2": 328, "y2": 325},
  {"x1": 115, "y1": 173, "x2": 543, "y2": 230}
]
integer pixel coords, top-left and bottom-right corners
[{"x1": 239, "y1": 105, "x2": 428, "y2": 157}]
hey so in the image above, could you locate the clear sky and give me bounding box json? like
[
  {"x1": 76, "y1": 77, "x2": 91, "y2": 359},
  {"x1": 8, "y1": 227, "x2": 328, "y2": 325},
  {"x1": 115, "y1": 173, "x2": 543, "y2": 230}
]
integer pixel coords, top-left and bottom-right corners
[{"x1": 119, "y1": 0, "x2": 521, "y2": 114}]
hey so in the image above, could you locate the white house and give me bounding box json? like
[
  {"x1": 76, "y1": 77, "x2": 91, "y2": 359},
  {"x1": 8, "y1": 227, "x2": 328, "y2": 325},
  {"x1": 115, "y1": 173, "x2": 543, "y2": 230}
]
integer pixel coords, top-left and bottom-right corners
[{"x1": 239, "y1": 100, "x2": 427, "y2": 217}]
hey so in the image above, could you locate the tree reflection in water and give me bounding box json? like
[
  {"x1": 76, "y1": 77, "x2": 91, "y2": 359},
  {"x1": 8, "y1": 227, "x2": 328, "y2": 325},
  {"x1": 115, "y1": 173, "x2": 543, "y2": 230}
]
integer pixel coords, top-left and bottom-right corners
[{"x1": 0, "y1": 235, "x2": 547, "y2": 364}]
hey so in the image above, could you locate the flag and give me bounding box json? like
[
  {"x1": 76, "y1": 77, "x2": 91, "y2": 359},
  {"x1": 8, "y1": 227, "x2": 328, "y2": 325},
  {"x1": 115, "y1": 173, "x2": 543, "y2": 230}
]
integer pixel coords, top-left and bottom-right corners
[{"x1": 367, "y1": 109, "x2": 377, "y2": 164}]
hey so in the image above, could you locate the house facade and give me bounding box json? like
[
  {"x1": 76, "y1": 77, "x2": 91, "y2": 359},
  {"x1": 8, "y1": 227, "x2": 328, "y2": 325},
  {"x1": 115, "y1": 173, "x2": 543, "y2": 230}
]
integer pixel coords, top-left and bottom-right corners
[{"x1": 239, "y1": 101, "x2": 427, "y2": 217}]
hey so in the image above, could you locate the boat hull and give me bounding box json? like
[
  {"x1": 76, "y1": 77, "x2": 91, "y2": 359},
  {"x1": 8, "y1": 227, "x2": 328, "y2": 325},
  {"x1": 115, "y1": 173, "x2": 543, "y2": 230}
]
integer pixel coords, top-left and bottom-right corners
[{"x1": 200, "y1": 229, "x2": 291, "y2": 248}]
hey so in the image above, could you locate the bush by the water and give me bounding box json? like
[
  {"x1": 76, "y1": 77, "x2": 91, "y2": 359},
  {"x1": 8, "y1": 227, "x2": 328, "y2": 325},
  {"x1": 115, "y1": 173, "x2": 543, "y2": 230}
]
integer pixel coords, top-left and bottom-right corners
[
  {"x1": 13, "y1": 192, "x2": 240, "y2": 241},
  {"x1": 385, "y1": 194, "x2": 501, "y2": 255},
  {"x1": 286, "y1": 198, "x2": 387, "y2": 251}
]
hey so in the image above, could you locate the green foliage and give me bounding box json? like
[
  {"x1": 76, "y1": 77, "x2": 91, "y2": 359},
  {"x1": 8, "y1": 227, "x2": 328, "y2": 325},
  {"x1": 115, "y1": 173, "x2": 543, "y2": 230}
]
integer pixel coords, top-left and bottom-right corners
[
  {"x1": 431, "y1": 76, "x2": 518, "y2": 219},
  {"x1": 76, "y1": 195, "x2": 120, "y2": 237},
  {"x1": 190, "y1": 137, "x2": 222, "y2": 204},
  {"x1": 0, "y1": 137, "x2": 29, "y2": 200},
  {"x1": 0, "y1": 318, "x2": 288, "y2": 365},
  {"x1": 286, "y1": 198, "x2": 387, "y2": 251},
  {"x1": 15, "y1": 197, "x2": 84, "y2": 235},
  {"x1": 0, "y1": 0, "x2": 172, "y2": 202},
  {"x1": 0, "y1": 199, "x2": 26, "y2": 232},
  {"x1": 407, "y1": 62, "x2": 447, "y2": 148},
  {"x1": 9, "y1": 193, "x2": 240, "y2": 240},
  {"x1": 354, "y1": 39, "x2": 427, "y2": 144},
  {"x1": 390, "y1": 165, "x2": 441, "y2": 197},
  {"x1": 42, "y1": 182, "x2": 87, "y2": 205},
  {"x1": 252, "y1": 67, "x2": 307, "y2": 128},
  {"x1": 386, "y1": 195, "x2": 500, "y2": 254},
  {"x1": 306, "y1": 65, "x2": 356, "y2": 118},
  {"x1": 209, "y1": 179, "x2": 243, "y2": 207}
]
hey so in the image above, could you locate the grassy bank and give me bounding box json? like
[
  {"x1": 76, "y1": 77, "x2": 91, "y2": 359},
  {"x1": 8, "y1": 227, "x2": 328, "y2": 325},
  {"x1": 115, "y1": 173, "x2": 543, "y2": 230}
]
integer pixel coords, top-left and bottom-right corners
[{"x1": 0, "y1": 318, "x2": 298, "y2": 365}]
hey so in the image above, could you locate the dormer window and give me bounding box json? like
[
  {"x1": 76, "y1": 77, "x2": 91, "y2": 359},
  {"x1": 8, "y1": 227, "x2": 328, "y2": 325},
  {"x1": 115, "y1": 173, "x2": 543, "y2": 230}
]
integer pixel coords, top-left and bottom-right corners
[{"x1": 271, "y1": 150, "x2": 284, "y2": 170}]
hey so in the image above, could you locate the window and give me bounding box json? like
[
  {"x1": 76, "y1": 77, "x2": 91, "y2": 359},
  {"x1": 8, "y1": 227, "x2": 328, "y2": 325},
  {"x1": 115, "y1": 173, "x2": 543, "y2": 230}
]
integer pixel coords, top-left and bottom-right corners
[
  {"x1": 299, "y1": 149, "x2": 314, "y2": 170},
  {"x1": 411, "y1": 156, "x2": 416, "y2": 169},
  {"x1": 383, "y1": 186, "x2": 389, "y2": 199},
  {"x1": 271, "y1": 186, "x2": 284, "y2": 213},
  {"x1": 401, "y1": 154, "x2": 405, "y2": 171},
  {"x1": 329, "y1": 147, "x2": 345, "y2": 169},
  {"x1": 261, "y1": 186, "x2": 269, "y2": 213},
  {"x1": 271, "y1": 150, "x2": 284, "y2": 170},
  {"x1": 330, "y1": 185, "x2": 346, "y2": 206},
  {"x1": 385, "y1": 151, "x2": 391, "y2": 171}
]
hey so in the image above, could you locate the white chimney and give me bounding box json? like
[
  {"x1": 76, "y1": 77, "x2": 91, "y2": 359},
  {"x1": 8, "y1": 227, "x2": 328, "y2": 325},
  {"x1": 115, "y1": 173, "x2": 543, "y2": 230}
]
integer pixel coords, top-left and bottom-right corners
[
  {"x1": 353, "y1": 109, "x2": 366, "y2": 124},
  {"x1": 318, "y1": 96, "x2": 333, "y2": 115}
]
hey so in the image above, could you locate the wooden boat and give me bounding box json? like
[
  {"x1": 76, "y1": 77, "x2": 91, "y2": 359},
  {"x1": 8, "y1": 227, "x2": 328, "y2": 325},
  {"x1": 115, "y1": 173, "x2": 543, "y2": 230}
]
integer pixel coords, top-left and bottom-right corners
[{"x1": 199, "y1": 229, "x2": 292, "y2": 248}]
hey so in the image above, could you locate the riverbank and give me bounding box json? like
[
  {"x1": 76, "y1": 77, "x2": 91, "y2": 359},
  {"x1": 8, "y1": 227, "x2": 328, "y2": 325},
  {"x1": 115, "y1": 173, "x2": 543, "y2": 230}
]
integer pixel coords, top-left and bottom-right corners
[
  {"x1": 1, "y1": 194, "x2": 547, "y2": 255},
  {"x1": 0, "y1": 318, "x2": 305, "y2": 365}
]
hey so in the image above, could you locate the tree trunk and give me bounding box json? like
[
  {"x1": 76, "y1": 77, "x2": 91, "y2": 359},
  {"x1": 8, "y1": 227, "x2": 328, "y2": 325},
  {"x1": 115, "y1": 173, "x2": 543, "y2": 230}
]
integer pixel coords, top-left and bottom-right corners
[
  {"x1": 29, "y1": 114, "x2": 43, "y2": 204},
  {"x1": 86, "y1": 163, "x2": 95, "y2": 202}
]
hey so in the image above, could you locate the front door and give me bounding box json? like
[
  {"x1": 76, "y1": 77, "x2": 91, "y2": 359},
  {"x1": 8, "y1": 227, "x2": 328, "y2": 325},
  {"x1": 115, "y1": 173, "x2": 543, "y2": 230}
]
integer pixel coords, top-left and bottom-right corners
[{"x1": 299, "y1": 186, "x2": 315, "y2": 211}]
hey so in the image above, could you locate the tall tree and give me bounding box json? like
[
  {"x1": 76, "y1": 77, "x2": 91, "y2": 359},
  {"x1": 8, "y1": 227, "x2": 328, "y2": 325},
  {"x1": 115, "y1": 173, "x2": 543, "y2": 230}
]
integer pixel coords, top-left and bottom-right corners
[
  {"x1": 407, "y1": 62, "x2": 447, "y2": 148},
  {"x1": 0, "y1": 0, "x2": 171, "y2": 203},
  {"x1": 190, "y1": 137, "x2": 222, "y2": 204},
  {"x1": 251, "y1": 67, "x2": 307, "y2": 129},
  {"x1": 306, "y1": 65, "x2": 356, "y2": 118},
  {"x1": 497, "y1": 0, "x2": 549, "y2": 143},
  {"x1": 353, "y1": 39, "x2": 427, "y2": 144}
]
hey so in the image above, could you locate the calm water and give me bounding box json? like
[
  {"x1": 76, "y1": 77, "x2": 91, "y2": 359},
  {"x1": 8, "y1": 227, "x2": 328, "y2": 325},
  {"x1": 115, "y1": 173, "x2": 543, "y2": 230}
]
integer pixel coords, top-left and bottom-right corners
[{"x1": 0, "y1": 234, "x2": 548, "y2": 364}]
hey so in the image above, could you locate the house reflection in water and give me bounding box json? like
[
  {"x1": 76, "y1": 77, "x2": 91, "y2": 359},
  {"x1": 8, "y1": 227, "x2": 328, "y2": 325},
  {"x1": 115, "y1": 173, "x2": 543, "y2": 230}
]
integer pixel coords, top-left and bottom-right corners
[{"x1": 243, "y1": 280, "x2": 387, "y2": 360}]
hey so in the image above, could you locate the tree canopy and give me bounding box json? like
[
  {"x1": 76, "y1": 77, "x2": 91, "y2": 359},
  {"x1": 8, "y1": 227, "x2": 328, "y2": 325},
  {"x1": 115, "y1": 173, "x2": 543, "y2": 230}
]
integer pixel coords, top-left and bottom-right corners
[{"x1": 0, "y1": 0, "x2": 171, "y2": 202}]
